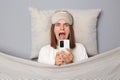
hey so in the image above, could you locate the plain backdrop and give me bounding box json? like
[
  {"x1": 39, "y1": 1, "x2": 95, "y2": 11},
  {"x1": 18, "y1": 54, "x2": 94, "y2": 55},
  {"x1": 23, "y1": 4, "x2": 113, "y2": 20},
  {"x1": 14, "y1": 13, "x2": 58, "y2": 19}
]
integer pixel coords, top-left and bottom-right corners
[{"x1": 0, "y1": 0, "x2": 120, "y2": 59}]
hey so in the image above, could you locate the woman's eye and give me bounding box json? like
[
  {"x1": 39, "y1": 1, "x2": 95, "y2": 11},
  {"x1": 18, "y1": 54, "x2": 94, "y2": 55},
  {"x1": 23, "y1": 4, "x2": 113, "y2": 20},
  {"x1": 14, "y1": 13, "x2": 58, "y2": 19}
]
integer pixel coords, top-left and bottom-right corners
[
  {"x1": 64, "y1": 23, "x2": 70, "y2": 27},
  {"x1": 55, "y1": 23, "x2": 60, "y2": 27}
]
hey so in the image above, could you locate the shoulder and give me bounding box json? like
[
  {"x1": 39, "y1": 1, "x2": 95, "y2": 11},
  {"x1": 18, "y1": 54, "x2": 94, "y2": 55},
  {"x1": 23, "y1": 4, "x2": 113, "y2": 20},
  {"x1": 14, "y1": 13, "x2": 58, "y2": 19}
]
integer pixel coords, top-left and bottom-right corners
[
  {"x1": 38, "y1": 45, "x2": 52, "y2": 59},
  {"x1": 73, "y1": 43, "x2": 87, "y2": 53},
  {"x1": 40, "y1": 44, "x2": 54, "y2": 50},
  {"x1": 39, "y1": 45, "x2": 50, "y2": 53},
  {"x1": 39, "y1": 44, "x2": 55, "y2": 53},
  {"x1": 41, "y1": 45, "x2": 51, "y2": 50}
]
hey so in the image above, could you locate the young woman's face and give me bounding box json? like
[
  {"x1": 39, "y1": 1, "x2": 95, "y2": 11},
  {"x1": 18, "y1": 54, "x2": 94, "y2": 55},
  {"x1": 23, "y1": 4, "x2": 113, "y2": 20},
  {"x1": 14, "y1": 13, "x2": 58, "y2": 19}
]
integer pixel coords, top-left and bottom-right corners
[{"x1": 54, "y1": 19, "x2": 70, "y2": 41}]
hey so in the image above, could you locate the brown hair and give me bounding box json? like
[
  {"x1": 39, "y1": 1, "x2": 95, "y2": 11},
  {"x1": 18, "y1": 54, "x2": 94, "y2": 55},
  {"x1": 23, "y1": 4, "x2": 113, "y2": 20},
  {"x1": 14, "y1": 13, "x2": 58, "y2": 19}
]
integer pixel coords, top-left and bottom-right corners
[{"x1": 50, "y1": 24, "x2": 76, "y2": 49}]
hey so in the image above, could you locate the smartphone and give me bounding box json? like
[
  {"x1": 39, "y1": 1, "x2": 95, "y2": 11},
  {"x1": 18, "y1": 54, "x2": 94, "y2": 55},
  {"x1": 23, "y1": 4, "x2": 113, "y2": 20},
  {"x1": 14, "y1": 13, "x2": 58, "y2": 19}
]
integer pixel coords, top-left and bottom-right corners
[{"x1": 59, "y1": 39, "x2": 70, "y2": 51}]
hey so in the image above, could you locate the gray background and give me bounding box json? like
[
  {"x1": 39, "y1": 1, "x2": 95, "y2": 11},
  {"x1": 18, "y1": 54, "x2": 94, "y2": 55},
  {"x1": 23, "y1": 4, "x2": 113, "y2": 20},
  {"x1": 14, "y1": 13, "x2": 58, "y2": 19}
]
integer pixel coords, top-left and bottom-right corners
[{"x1": 0, "y1": 0, "x2": 120, "y2": 59}]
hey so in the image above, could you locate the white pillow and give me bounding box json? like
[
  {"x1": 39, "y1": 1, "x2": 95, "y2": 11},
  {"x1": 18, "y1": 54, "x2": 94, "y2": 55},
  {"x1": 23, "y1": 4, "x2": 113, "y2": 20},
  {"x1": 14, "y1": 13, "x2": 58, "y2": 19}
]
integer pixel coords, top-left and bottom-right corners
[{"x1": 29, "y1": 7, "x2": 101, "y2": 59}]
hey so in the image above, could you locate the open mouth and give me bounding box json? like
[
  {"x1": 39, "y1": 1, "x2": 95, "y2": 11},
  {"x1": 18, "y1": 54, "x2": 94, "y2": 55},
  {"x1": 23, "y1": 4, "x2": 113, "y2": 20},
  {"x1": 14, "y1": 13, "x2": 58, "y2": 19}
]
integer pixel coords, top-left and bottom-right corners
[{"x1": 59, "y1": 32, "x2": 66, "y2": 39}]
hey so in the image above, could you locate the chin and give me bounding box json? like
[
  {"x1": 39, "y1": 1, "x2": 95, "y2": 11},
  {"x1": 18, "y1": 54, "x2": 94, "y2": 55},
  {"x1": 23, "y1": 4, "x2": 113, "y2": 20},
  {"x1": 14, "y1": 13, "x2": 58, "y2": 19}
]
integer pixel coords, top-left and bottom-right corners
[{"x1": 59, "y1": 38, "x2": 68, "y2": 40}]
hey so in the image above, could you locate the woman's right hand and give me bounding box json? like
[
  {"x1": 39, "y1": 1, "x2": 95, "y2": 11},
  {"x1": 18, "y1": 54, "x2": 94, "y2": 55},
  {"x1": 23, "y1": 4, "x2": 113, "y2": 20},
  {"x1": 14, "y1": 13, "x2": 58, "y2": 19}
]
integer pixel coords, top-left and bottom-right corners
[{"x1": 55, "y1": 52, "x2": 64, "y2": 66}]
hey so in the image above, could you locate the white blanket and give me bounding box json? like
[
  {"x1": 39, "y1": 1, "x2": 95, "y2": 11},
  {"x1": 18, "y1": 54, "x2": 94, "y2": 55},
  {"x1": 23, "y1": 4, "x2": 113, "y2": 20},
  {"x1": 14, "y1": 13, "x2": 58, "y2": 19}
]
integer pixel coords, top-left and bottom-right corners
[{"x1": 0, "y1": 47, "x2": 120, "y2": 80}]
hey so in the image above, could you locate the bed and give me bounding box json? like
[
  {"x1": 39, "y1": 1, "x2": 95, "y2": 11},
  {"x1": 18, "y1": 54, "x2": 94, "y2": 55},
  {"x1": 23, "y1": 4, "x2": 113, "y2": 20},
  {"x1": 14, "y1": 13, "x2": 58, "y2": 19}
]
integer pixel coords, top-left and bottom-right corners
[{"x1": 0, "y1": 47, "x2": 120, "y2": 80}]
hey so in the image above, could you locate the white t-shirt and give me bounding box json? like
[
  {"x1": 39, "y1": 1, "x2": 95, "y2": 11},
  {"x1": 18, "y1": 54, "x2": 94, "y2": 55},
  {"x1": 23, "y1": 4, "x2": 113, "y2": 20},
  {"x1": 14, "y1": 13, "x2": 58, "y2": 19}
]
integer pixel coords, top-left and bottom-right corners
[{"x1": 38, "y1": 43, "x2": 88, "y2": 65}]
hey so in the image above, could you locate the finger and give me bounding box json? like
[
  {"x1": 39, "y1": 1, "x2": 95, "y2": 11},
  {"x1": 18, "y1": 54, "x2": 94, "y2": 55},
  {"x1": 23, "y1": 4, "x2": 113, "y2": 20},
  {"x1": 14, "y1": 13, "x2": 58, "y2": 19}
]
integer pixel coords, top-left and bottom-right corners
[
  {"x1": 56, "y1": 53, "x2": 60, "y2": 57},
  {"x1": 62, "y1": 53, "x2": 67, "y2": 59},
  {"x1": 68, "y1": 53, "x2": 74, "y2": 60},
  {"x1": 65, "y1": 58, "x2": 70, "y2": 64},
  {"x1": 57, "y1": 60, "x2": 62, "y2": 63},
  {"x1": 61, "y1": 51, "x2": 66, "y2": 54},
  {"x1": 68, "y1": 53, "x2": 72, "y2": 57},
  {"x1": 64, "y1": 54, "x2": 73, "y2": 63},
  {"x1": 56, "y1": 59, "x2": 62, "y2": 63},
  {"x1": 56, "y1": 60, "x2": 63, "y2": 65},
  {"x1": 56, "y1": 52, "x2": 63, "y2": 57},
  {"x1": 55, "y1": 62, "x2": 61, "y2": 66},
  {"x1": 56, "y1": 55, "x2": 64, "y2": 60},
  {"x1": 58, "y1": 57, "x2": 63, "y2": 60}
]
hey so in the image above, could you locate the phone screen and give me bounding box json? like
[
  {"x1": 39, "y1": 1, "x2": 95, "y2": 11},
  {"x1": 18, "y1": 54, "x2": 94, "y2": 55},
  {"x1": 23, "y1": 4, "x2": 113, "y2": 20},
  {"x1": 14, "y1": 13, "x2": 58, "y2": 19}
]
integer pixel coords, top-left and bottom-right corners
[{"x1": 60, "y1": 40, "x2": 64, "y2": 47}]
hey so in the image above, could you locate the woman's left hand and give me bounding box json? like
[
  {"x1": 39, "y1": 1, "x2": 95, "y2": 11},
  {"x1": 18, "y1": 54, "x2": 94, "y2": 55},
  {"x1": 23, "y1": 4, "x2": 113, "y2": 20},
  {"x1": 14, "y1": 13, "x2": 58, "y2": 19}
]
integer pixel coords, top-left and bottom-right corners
[{"x1": 61, "y1": 49, "x2": 74, "y2": 64}]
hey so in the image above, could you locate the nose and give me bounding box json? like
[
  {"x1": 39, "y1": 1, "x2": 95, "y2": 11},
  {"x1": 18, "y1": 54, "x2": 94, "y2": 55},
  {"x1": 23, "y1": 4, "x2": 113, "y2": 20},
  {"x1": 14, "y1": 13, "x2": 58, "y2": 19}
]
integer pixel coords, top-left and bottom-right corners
[{"x1": 60, "y1": 25, "x2": 64, "y2": 30}]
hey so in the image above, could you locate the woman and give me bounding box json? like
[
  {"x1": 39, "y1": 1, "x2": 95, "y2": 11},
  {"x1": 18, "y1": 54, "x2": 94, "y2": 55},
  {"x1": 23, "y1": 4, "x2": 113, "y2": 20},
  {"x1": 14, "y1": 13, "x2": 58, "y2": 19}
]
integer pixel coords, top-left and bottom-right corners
[{"x1": 38, "y1": 10, "x2": 88, "y2": 66}]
